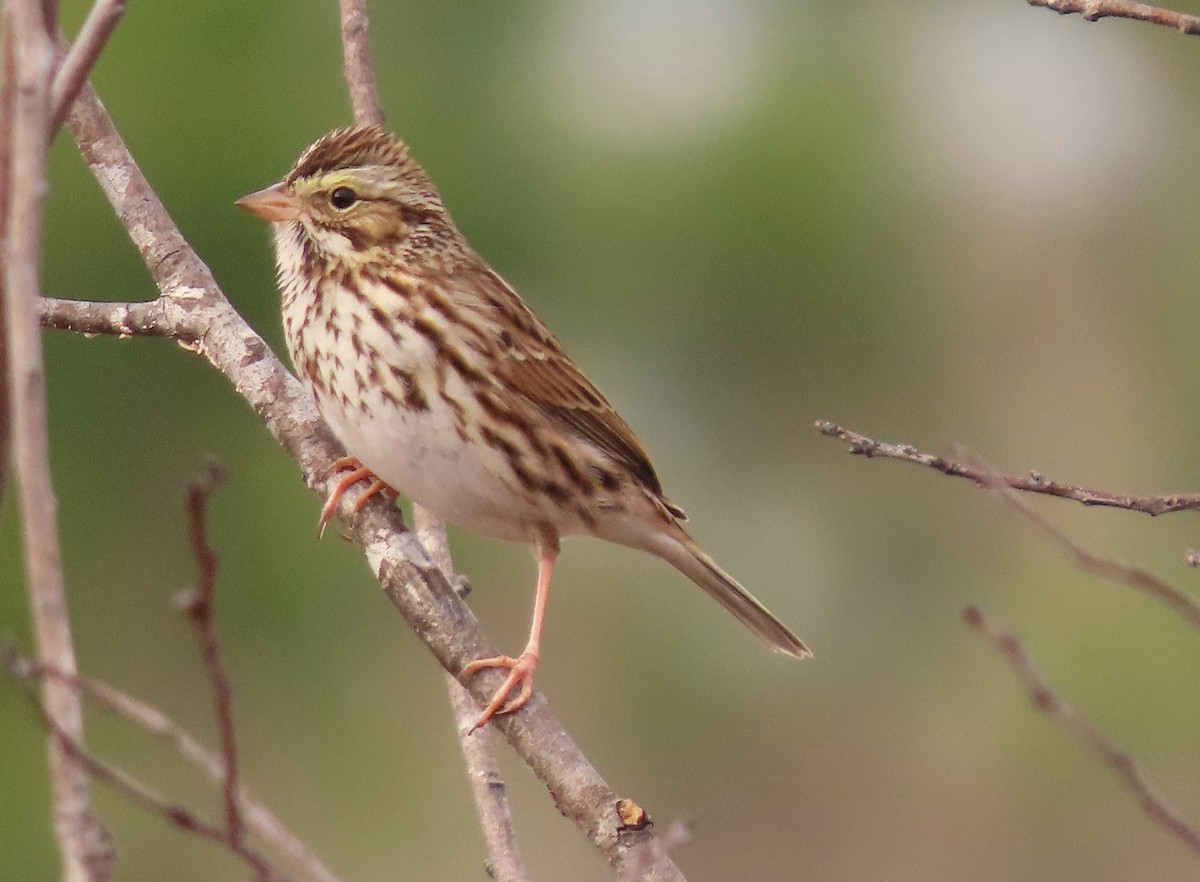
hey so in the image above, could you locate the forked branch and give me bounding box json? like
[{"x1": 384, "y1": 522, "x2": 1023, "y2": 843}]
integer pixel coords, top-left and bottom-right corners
[
  {"x1": 818, "y1": 422, "x2": 1200, "y2": 630},
  {"x1": 964, "y1": 606, "x2": 1200, "y2": 854}
]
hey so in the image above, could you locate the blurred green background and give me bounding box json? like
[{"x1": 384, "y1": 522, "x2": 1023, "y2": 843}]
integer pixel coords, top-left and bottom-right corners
[{"x1": 4, "y1": 1, "x2": 1200, "y2": 879}]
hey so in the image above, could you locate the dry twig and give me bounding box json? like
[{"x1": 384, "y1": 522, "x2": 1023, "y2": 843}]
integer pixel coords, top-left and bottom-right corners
[
  {"x1": 48, "y1": 0, "x2": 124, "y2": 129},
  {"x1": 817, "y1": 421, "x2": 1200, "y2": 517},
  {"x1": 1027, "y1": 0, "x2": 1200, "y2": 35},
  {"x1": 818, "y1": 422, "x2": 1200, "y2": 630},
  {"x1": 338, "y1": 0, "x2": 384, "y2": 126},
  {"x1": 175, "y1": 462, "x2": 245, "y2": 849},
  {"x1": 964, "y1": 606, "x2": 1200, "y2": 854},
  {"x1": 20, "y1": 655, "x2": 343, "y2": 882},
  {"x1": 0, "y1": 659, "x2": 290, "y2": 882}
]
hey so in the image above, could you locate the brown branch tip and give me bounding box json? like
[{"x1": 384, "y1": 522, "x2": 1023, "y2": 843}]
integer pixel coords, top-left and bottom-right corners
[{"x1": 1028, "y1": 0, "x2": 1200, "y2": 36}]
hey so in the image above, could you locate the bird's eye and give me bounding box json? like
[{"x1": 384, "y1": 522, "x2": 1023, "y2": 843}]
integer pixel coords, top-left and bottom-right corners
[{"x1": 329, "y1": 187, "x2": 358, "y2": 210}]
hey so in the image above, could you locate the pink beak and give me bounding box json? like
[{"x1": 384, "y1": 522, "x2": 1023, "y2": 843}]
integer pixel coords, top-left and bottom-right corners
[{"x1": 236, "y1": 182, "x2": 300, "y2": 222}]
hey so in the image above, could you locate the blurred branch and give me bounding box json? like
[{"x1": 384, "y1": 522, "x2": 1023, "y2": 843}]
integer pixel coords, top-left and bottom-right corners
[
  {"x1": 1026, "y1": 0, "x2": 1200, "y2": 35},
  {"x1": 817, "y1": 421, "x2": 1200, "y2": 515},
  {"x1": 982, "y1": 463, "x2": 1200, "y2": 632},
  {"x1": 175, "y1": 462, "x2": 245, "y2": 851},
  {"x1": 620, "y1": 817, "x2": 692, "y2": 882},
  {"x1": 2, "y1": 652, "x2": 289, "y2": 881},
  {"x1": 338, "y1": 0, "x2": 383, "y2": 126},
  {"x1": 416, "y1": 508, "x2": 530, "y2": 882},
  {"x1": 53, "y1": 662, "x2": 341, "y2": 881},
  {"x1": 49, "y1": 0, "x2": 125, "y2": 130},
  {"x1": 4, "y1": 2, "x2": 111, "y2": 878},
  {"x1": 0, "y1": 14, "x2": 15, "y2": 510},
  {"x1": 818, "y1": 422, "x2": 1200, "y2": 630},
  {"x1": 44, "y1": 57, "x2": 687, "y2": 882},
  {"x1": 963, "y1": 606, "x2": 1200, "y2": 854}
]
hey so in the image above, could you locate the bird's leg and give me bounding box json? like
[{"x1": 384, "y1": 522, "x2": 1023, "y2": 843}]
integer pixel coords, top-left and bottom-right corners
[
  {"x1": 317, "y1": 456, "x2": 398, "y2": 537},
  {"x1": 463, "y1": 534, "x2": 559, "y2": 732}
]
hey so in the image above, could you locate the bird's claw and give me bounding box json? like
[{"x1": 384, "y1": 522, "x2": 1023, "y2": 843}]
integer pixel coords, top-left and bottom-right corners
[
  {"x1": 317, "y1": 457, "x2": 397, "y2": 537},
  {"x1": 463, "y1": 650, "x2": 540, "y2": 732}
]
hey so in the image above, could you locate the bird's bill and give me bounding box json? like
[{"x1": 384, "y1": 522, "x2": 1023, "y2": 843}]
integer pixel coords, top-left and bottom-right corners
[{"x1": 236, "y1": 183, "x2": 300, "y2": 222}]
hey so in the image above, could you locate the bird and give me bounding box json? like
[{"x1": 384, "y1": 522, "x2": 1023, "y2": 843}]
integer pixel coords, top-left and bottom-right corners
[{"x1": 237, "y1": 124, "x2": 810, "y2": 730}]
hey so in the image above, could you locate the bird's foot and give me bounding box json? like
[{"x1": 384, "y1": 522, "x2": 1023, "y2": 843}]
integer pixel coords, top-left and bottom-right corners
[
  {"x1": 462, "y1": 650, "x2": 540, "y2": 732},
  {"x1": 317, "y1": 456, "x2": 398, "y2": 537}
]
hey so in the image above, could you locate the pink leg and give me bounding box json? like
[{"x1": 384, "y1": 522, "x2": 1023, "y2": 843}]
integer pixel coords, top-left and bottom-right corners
[{"x1": 462, "y1": 535, "x2": 559, "y2": 731}]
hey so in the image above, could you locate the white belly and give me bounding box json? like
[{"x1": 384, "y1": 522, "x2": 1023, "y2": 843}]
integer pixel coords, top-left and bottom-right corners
[{"x1": 315, "y1": 376, "x2": 541, "y2": 542}]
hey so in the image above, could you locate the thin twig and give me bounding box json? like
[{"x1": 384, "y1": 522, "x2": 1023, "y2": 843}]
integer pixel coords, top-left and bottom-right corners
[
  {"x1": 963, "y1": 606, "x2": 1200, "y2": 854},
  {"x1": 21, "y1": 692, "x2": 289, "y2": 882},
  {"x1": 415, "y1": 508, "x2": 531, "y2": 882},
  {"x1": 5, "y1": 2, "x2": 111, "y2": 878},
  {"x1": 176, "y1": 461, "x2": 243, "y2": 848},
  {"x1": 818, "y1": 422, "x2": 1200, "y2": 631},
  {"x1": 2, "y1": 649, "x2": 345, "y2": 882},
  {"x1": 817, "y1": 421, "x2": 1200, "y2": 516},
  {"x1": 338, "y1": 0, "x2": 384, "y2": 125},
  {"x1": 48, "y1": 0, "x2": 125, "y2": 130},
  {"x1": 53, "y1": 83, "x2": 687, "y2": 880},
  {"x1": 981, "y1": 465, "x2": 1200, "y2": 632},
  {"x1": 1027, "y1": 0, "x2": 1200, "y2": 35},
  {"x1": 60, "y1": 733, "x2": 287, "y2": 881}
]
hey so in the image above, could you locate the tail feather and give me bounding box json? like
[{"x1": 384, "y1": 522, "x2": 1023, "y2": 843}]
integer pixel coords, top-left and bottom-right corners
[{"x1": 655, "y1": 532, "x2": 811, "y2": 659}]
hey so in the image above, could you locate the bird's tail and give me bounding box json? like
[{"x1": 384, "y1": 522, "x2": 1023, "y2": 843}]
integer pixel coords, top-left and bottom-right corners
[{"x1": 651, "y1": 529, "x2": 811, "y2": 659}]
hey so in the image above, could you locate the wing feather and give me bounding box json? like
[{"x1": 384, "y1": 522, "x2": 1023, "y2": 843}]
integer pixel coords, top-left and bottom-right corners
[{"x1": 450, "y1": 266, "x2": 669, "y2": 499}]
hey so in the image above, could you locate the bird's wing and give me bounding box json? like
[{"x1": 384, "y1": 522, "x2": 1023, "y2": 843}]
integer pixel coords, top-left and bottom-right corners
[{"x1": 454, "y1": 266, "x2": 674, "y2": 504}]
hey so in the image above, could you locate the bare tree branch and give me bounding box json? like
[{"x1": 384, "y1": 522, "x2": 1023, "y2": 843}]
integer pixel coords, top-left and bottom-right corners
[
  {"x1": 40, "y1": 296, "x2": 181, "y2": 338},
  {"x1": 11, "y1": 683, "x2": 290, "y2": 882},
  {"x1": 817, "y1": 420, "x2": 1200, "y2": 516},
  {"x1": 338, "y1": 0, "x2": 383, "y2": 126},
  {"x1": 1027, "y1": 0, "x2": 1200, "y2": 35},
  {"x1": 50, "y1": 73, "x2": 687, "y2": 882},
  {"x1": 6, "y1": 634, "x2": 345, "y2": 882},
  {"x1": 175, "y1": 462, "x2": 245, "y2": 850},
  {"x1": 48, "y1": 0, "x2": 125, "y2": 130},
  {"x1": 415, "y1": 508, "x2": 530, "y2": 882},
  {"x1": 0, "y1": 12, "x2": 16, "y2": 510},
  {"x1": 983, "y1": 465, "x2": 1200, "y2": 632},
  {"x1": 818, "y1": 422, "x2": 1200, "y2": 631},
  {"x1": 963, "y1": 606, "x2": 1200, "y2": 854},
  {"x1": 4, "y1": 2, "x2": 111, "y2": 878}
]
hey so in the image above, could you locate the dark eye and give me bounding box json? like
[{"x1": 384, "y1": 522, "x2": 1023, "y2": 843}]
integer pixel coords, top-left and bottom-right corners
[{"x1": 329, "y1": 187, "x2": 358, "y2": 209}]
